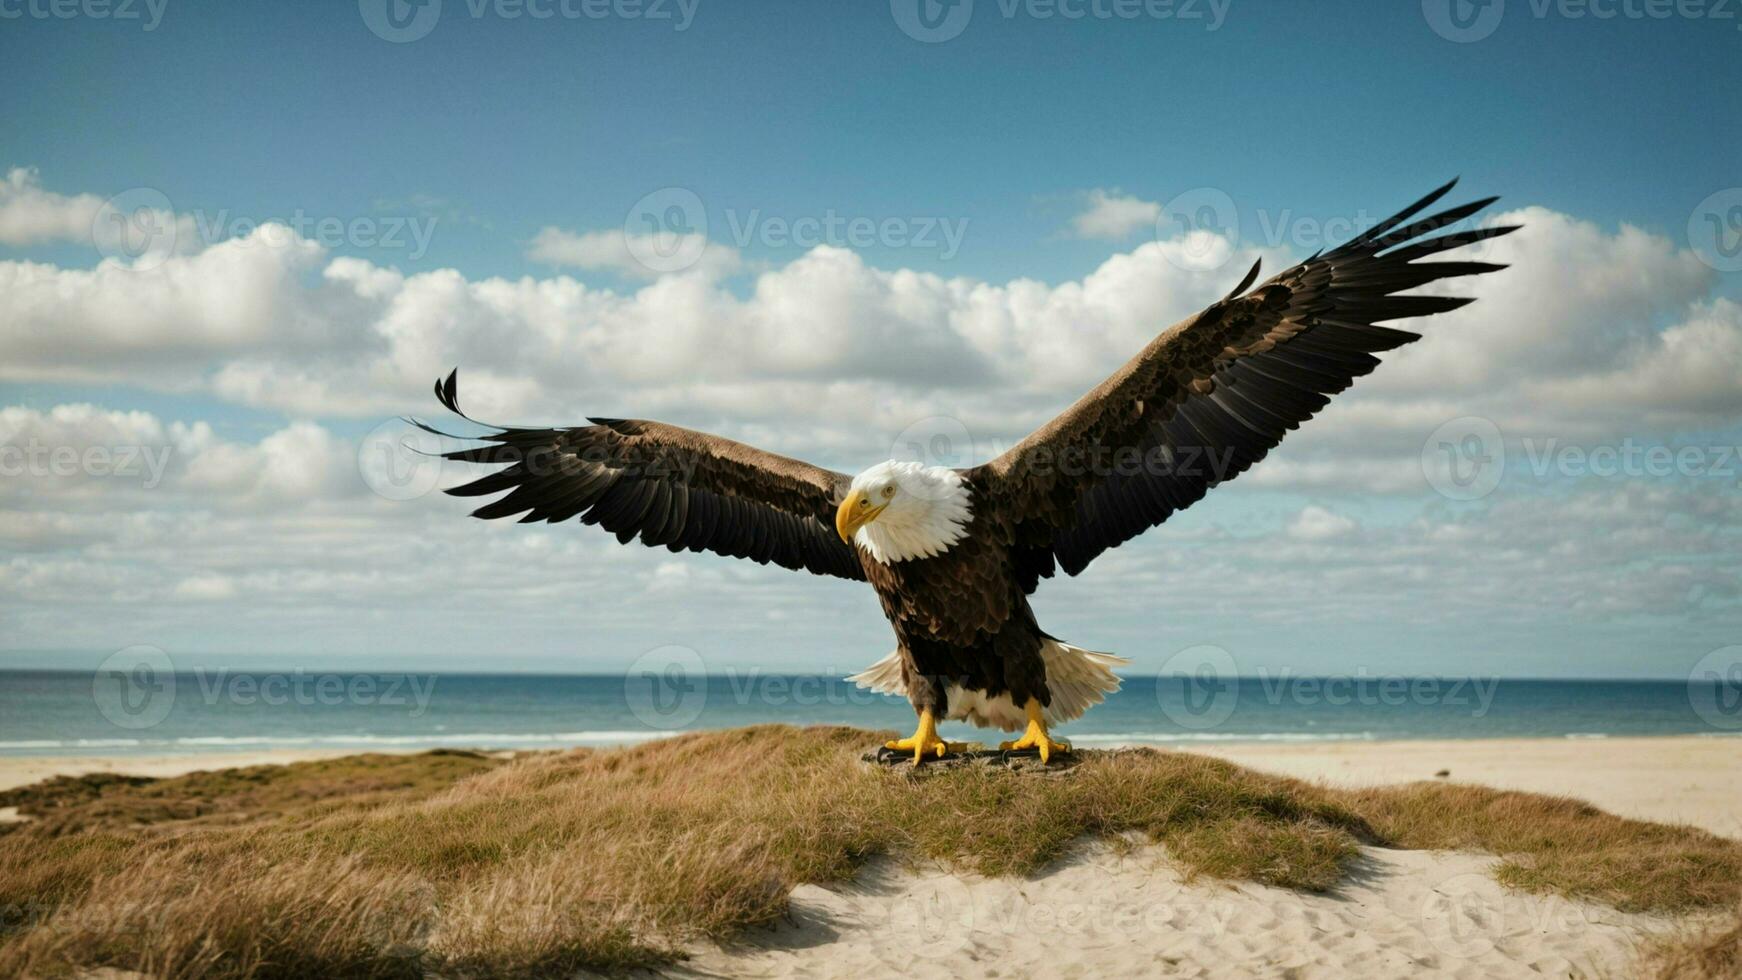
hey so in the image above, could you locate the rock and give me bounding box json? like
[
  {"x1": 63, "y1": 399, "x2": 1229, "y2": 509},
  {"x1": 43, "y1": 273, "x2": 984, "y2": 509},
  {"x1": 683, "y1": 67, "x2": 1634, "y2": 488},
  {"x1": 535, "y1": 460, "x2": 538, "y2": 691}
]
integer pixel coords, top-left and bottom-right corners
[{"x1": 862, "y1": 746, "x2": 1083, "y2": 774}]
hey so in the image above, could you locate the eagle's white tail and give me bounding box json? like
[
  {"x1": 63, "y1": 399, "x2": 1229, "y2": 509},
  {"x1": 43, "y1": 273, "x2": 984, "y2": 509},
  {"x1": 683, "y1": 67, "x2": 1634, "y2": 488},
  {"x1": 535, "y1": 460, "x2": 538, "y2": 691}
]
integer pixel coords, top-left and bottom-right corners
[{"x1": 848, "y1": 640, "x2": 1130, "y2": 731}]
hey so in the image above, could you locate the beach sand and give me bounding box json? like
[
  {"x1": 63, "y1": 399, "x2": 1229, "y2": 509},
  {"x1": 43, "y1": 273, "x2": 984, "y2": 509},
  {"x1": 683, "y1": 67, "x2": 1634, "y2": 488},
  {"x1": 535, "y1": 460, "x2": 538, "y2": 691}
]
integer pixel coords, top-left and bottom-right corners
[
  {"x1": 1195, "y1": 735, "x2": 1742, "y2": 840},
  {"x1": 0, "y1": 749, "x2": 358, "y2": 795},
  {"x1": 2, "y1": 735, "x2": 1733, "y2": 977},
  {"x1": 678, "y1": 844, "x2": 1672, "y2": 979}
]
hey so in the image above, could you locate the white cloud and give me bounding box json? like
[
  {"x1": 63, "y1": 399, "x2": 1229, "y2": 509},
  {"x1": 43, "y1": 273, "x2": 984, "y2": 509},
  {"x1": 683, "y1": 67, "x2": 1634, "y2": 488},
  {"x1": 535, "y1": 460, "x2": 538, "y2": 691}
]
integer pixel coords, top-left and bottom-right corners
[
  {"x1": 1069, "y1": 189, "x2": 1162, "y2": 240},
  {"x1": 0, "y1": 167, "x2": 106, "y2": 246},
  {"x1": 526, "y1": 226, "x2": 742, "y2": 279},
  {"x1": 1286, "y1": 505, "x2": 1358, "y2": 541},
  {"x1": 3, "y1": 190, "x2": 1737, "y2": 487},
  {"x1": 4, "y1": 173, "x2": 1742, "y2": 667}
]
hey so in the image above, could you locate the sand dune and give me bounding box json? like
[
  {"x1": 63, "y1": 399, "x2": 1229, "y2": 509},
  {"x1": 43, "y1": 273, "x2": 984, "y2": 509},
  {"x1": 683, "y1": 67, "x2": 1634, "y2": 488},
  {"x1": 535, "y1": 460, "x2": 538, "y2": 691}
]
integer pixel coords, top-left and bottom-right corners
[
  {"x1": 680, "y1": 843, "x2": 1668, "y2": 979},
  {"x1": 1, "y1": 735, "x2": 1730, "y2": 976}
]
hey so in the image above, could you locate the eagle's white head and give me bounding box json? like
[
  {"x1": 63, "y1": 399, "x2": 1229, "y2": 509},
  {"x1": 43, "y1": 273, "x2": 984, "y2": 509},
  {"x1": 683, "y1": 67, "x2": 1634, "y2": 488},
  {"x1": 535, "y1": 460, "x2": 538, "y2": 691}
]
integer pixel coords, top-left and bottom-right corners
[{"x1": 835, "y1": 461, "x2": 973, "y2": 565}]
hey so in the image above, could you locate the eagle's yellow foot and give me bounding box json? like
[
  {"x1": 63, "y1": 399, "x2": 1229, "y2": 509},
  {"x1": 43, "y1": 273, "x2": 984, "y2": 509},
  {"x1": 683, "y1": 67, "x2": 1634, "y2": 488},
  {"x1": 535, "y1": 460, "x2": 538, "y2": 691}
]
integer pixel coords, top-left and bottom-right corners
[
  {"x1": 886, "y1": 709, "x2": 967, "y2": 765},
  {"x1": 999, "y1": 698, "x2": 1070, "y2": 764}
]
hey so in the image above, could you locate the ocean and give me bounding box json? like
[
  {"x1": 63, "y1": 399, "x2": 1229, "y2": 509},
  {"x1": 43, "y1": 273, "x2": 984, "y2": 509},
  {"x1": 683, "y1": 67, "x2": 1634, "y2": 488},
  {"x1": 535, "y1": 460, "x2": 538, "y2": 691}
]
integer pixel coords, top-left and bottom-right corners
[{"x1": 3, "y1": 668, "x2": 1738, "y2": 756}]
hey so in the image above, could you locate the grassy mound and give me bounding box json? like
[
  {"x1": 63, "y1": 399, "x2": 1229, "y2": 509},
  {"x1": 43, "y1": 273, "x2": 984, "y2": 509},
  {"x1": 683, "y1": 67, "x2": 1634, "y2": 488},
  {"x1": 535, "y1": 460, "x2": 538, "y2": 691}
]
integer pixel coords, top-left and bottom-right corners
[{"x1": 1, "y1": 725, "x2": 1737, "y2": 977}]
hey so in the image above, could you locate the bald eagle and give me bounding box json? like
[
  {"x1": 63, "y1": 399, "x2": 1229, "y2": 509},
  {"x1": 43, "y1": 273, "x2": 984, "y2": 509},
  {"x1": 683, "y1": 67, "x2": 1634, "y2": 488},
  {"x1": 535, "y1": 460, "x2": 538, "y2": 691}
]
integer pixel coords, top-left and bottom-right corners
[{"x1": 420, "y1": 181, "x2": 1515, "y2": 764}]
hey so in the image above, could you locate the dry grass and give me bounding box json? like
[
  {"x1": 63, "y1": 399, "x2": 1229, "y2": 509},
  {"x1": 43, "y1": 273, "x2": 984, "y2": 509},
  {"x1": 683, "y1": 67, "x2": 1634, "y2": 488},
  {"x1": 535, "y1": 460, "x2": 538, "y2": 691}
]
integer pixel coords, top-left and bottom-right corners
[
  {"x1": 0, "y1": 725, "x2": 1736, "y2": 978},
  {"x1": 0, "y1": 749, "x2": 502, "y2": 836},
  {"x1": 1647, "y1": 909, "x2": 1742, "y2": 979}
]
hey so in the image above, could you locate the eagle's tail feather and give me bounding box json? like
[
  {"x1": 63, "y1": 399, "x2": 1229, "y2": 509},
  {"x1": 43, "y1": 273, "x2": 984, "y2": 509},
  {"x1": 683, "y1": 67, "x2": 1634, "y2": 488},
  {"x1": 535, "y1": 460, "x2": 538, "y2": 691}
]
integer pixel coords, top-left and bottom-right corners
[
  {"x1": 847, "y1": 650, "x2": 906, "y2": 697},
  {"x1": 1038, "y1": 640, "x2": 1129, "y2": 726},
  {"x1": 846, "y1": 641, "x2": 1128, "y2": 729}
]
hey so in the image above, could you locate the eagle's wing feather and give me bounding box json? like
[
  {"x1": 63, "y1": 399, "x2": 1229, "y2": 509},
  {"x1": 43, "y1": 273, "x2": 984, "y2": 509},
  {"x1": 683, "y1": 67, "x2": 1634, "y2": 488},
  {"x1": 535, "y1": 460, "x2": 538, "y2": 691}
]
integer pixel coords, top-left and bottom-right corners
[
  {"x1": 972, "y1": 180, "x2": 1518, "y2": 579},
  {"x1": 418, "y1": 371, "x2": 865, "y2": 581}
]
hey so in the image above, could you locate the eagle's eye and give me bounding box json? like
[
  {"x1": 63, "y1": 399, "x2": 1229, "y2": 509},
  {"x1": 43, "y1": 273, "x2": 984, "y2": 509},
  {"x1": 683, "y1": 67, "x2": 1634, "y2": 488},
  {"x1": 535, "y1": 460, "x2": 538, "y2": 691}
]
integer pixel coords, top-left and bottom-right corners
[{"x1": 881, "y1": 485, "x2": 896, "y2": 499}]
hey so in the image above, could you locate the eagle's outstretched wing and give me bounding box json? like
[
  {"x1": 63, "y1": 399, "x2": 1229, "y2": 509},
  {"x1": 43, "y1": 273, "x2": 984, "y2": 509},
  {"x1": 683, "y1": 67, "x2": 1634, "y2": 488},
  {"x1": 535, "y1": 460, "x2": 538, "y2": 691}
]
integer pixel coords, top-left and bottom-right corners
[
  {"x1": 417, "y1": 371, "x2": 865, "y2": 580},
  {"x1": 971, "y1": 179, "x2": 1518, "y2": 580}
]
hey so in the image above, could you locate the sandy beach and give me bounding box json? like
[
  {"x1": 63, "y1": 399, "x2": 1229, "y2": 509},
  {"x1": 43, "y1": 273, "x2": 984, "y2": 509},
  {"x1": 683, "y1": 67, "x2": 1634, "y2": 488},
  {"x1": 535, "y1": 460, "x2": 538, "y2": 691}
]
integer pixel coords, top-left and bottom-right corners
[
  {"x1": 0, "y1": 748, "x2": 360, "y2": 796},
  {"x1": 1199, "y1": 735, "x2": 1742, "y2": 840},
  {"x1": 3, "y1": 735, "x2": 1735, "y2": 978}
]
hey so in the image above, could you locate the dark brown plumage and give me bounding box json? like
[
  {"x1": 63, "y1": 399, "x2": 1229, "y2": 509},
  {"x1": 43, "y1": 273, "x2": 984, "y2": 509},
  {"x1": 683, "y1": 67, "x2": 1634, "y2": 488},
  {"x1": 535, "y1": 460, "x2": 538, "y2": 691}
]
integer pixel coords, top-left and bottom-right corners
[{"x1": 420, "y1": 180, "x2": 1516, "y2": 751}]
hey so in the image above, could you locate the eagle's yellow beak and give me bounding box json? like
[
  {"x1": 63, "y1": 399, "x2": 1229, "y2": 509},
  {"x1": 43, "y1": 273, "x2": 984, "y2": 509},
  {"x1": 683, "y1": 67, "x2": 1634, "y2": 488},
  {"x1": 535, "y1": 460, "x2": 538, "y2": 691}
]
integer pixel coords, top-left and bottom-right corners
[{"x1": 836, "y1": 491, "x2": 887, "y2": 544}]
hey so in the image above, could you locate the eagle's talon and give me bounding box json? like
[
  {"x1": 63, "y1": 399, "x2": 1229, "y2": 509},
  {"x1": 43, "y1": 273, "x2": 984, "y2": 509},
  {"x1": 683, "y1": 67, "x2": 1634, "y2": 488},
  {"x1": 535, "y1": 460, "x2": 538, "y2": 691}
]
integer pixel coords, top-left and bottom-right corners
[
  {"x1": 1000, "y1": 699, "x2": 1069, "y2": 764},
  {"x1": 887, "y1": 709, "x2": 963, "y2": 765}
]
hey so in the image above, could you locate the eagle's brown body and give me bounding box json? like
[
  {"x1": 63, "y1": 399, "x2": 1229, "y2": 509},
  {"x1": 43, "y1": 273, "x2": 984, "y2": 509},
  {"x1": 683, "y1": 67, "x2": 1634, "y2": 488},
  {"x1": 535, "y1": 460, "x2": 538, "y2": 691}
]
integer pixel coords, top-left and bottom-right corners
[
  {"x1": 859, "y1": 488, "x2": 1053, "y2": 723},
  {"x1": 421, "y1": 181, "x2": 1517, "y2": 750}
]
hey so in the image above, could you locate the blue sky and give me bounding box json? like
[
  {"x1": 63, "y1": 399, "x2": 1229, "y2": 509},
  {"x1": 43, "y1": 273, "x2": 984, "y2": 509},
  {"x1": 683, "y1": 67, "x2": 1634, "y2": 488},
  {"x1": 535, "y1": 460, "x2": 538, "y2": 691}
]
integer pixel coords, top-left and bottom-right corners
[{"x1": 2, "y1": 0, "x2": 1740, "y2": 679}]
